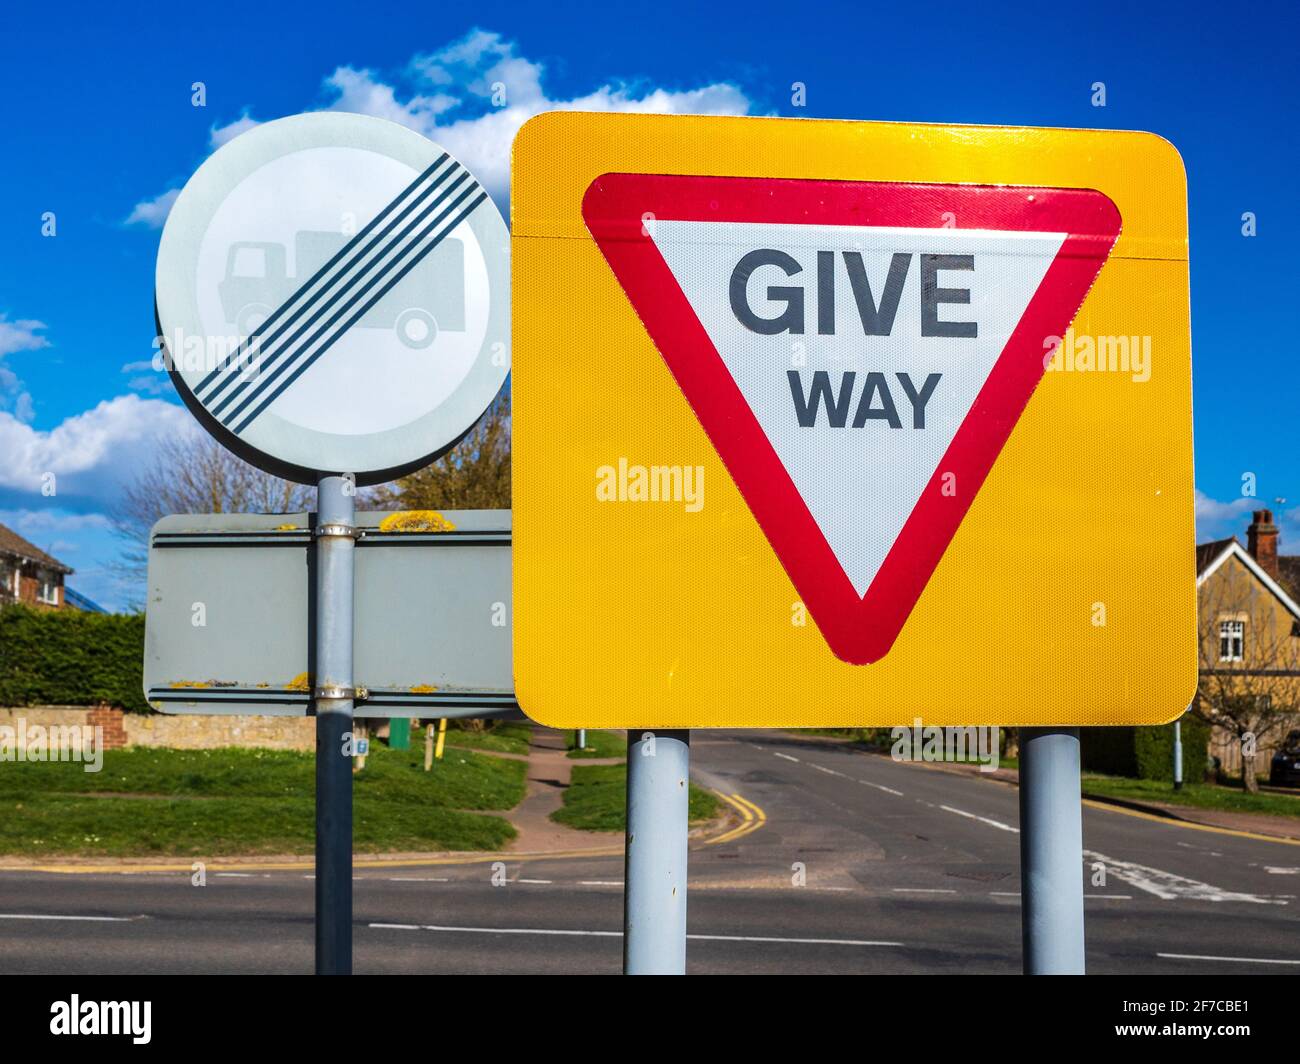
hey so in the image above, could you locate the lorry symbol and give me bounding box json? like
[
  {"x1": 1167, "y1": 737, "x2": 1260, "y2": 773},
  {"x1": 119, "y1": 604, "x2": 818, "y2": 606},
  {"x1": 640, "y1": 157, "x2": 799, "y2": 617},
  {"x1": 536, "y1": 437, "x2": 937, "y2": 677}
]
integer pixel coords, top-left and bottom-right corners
[{"x1": 219, "y1": 230, "x2": 466, "y2": 349}]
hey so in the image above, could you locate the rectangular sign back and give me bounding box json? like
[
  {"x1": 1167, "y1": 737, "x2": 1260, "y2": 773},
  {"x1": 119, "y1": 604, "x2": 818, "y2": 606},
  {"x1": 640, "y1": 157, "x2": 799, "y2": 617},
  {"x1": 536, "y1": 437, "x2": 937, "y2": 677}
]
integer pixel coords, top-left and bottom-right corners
[{"x1": 144, "y1": 510, "x2": 516, "y2": 717}]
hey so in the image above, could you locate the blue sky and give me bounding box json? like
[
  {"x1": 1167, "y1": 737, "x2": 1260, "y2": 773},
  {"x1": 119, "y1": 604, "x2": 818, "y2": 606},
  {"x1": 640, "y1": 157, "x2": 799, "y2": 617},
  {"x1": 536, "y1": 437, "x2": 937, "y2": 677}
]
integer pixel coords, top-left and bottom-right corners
[{"x1": 1, "y1": 0, "x2": 1296, "y2": 608}]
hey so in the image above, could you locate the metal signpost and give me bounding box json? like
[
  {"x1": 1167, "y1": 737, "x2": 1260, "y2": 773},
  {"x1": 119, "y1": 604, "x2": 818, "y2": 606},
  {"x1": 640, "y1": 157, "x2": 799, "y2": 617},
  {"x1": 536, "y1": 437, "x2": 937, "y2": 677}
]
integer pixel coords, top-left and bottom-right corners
[
  {"x1": 153, "y1": 113, "x2": 510, "y2": 975},
  {"x1": 143, "y1": 510, "x2": 517, "y2": 715},
  {"x1": 511, "y1": 113, "x2": 1195, "y2": 974}
]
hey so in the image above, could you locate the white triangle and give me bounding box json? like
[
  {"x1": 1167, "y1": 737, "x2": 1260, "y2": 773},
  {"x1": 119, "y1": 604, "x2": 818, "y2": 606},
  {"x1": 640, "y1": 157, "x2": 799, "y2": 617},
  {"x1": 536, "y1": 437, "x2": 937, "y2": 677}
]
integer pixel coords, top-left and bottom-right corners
[{"x1": 652, "y1": 221, "x2": 1066, "y2": 597}]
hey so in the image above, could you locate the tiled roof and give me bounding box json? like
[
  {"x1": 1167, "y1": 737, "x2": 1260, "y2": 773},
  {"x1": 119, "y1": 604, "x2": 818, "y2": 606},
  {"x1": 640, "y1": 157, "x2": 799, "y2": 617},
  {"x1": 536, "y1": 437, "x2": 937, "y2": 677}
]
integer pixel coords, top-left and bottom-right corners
[
  {"x1": 0, "y1": 523, "x2": 73, "y2": 574},
  {"x1": 1278, "y1": 555, "x2": 1300, "y2": 603},
  {"x1": 1195, "y1": 537, "x2": 1236, "y2": 576}
]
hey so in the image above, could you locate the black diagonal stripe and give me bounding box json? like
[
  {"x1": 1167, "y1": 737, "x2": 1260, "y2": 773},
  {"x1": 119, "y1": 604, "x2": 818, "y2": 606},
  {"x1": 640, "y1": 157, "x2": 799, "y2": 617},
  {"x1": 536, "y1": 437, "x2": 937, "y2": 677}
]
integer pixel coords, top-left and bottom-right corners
[
  {"x1": 200, "y1": 159, "x2": 460, "y2": 407},
  {"x1": 209, "y1": 171, "x2": 472, "y2": 420},
  {"x1": 201, "y1": 160, "x2": 461, "y2": 408},
  {"x1": 222, "y1": 184, "x2": 482, "y2": 431},
  {"x1": 229, "y1": 190, "x2": 489, "y2": 435},
  {"x1": 194, "y1": 155, "x2": 450, "y2": 397}
]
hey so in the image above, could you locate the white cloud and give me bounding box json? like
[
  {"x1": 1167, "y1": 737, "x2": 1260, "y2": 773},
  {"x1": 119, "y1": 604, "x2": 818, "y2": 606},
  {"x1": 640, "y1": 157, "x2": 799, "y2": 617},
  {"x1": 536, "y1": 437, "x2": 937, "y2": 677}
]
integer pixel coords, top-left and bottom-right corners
[
  {"x1": 1193, "y1": 488, "x2": 1300, "y2": 550},
  {"x1": 1194, "y1": 488, "x2": 1252, "y2": 532},
  {"x1": 12, "y1": 391, "x2": 34, "y2": 422},
  {"x1": 210, "y1": 111, "x2": 262, "y2": 149},
  {"x1": 320, "y1": 29, "x2": 751, "y2": 210},
  {"x1": 0, "y1": 394, "x2": 197, "y2": 502},
  {"x1": 0, "y1": 508, "x2": 112, "y2": 533},
  {"x1": 128, "y1": 29, "x2": 752, "y2": 228},
  {"x1": 121, "y1": 358, "x2": 172, "y2": 396},
  {"x1": 0, "y1": 315, "x2": 49, "y2": 357},
  {"x1": 125, "y1": 187, "x2": 181, "y2": 229},
  {"x1": 0, "y1": 315, "x2": 47, "y2": 423}
]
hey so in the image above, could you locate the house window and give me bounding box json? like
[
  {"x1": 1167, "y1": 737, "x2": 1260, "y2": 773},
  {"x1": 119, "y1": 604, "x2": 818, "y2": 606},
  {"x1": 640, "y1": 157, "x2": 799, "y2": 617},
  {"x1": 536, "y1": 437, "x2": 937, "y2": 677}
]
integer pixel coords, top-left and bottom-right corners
[
  {"x1": 1219, "y1": 619, "x2": 1245, "y2": 662},
  {"x1": 37, "y1": 571, "x2": 58, "y2": 605}
]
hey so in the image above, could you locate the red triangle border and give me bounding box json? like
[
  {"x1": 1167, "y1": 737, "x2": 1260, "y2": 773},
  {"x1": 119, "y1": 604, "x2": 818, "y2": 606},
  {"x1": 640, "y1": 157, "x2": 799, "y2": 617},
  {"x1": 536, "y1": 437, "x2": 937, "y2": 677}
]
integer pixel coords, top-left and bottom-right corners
[{"x1": 583, "y1": 174, "x2": 1121, "y2": 665}]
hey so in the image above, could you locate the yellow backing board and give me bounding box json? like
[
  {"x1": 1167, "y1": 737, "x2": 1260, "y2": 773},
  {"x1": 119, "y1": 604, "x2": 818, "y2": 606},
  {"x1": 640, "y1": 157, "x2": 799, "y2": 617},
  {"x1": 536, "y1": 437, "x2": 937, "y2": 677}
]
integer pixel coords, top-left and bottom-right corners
[{"x1": 511, "y1": 112, "x2": 1195, "y2": 729}]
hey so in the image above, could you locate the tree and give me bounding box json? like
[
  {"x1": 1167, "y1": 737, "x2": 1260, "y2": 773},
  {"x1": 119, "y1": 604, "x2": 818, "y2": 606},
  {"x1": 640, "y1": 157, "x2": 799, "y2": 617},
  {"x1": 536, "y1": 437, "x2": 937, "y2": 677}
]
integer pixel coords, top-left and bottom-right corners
[
  {"x1": 1194, "y1": 560, "x2": 1300, "y2": 792},
  {"x1": 372, "y1": 391, "x2": 510, "y2": 511},
  {"x1": 110, "y1": 433, "x2": 314, "y2": 594}
]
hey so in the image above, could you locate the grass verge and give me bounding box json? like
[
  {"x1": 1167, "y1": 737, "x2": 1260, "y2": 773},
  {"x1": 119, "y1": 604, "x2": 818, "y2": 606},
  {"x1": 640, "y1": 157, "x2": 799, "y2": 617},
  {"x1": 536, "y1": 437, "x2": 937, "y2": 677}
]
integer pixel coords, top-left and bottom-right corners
[
  {"x1": 1082, "y1": 774, "x2": 1300, "y2": 821},
  {"x1": 0, "y1": 744, "x2": 526, "y2": 857},
  {"x1": 567, "y1": 729, "x2": 626, "y2": 759},
  {"x1": 441, "y1": 720, "x2": 533, "y2": 756},
  {"x1": 550, "y1": 763, "x2": 720, "y2": 832}
]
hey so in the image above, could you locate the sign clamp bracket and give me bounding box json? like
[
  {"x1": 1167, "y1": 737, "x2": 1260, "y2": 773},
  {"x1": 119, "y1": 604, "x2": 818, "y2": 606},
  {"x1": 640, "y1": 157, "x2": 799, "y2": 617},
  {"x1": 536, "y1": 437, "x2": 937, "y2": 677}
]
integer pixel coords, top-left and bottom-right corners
[{"x1": 314, "y1": 685, "x2": 369, "y2": 702}]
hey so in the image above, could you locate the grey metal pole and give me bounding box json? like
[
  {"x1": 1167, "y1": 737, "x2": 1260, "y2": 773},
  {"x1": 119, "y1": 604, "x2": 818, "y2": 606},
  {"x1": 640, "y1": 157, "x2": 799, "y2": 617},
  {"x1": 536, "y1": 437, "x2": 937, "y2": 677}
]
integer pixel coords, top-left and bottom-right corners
[
  {"x1": 1018, "y1": 726, "x2": 1085, "y2": 975},
  {"x1": 577, "y1": 728, "x2": 586, "y2": 751},
  {"x1": 1173, "y1": 719, "x2": 1184, "y2": 791},
  {"x1": 624, "y1": 729, "x2": 689, "y2": 975},
  {"x1": 315, "y1": 474, "x2": 356, "y2": 976}
]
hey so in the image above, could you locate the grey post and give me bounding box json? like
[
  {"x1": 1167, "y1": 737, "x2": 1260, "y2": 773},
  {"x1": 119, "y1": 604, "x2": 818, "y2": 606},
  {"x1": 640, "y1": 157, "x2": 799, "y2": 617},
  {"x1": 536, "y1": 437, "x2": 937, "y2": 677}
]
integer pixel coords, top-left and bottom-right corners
[
  {"x1": 577, "y1": 728, "x2": 587, "y2": 751},
  {"x1": 1018, "y1": 727, "x2": 1085, "y2": 975},
  {"x1": 624, "y1": 729, "x2": 690, "y2": 974},
  {"x1": 1173, "y1": 719, "x2": 1184, "y2": 790},
  {"x1": 315, "y1": 474, "x2": 356, "y2": 975}
]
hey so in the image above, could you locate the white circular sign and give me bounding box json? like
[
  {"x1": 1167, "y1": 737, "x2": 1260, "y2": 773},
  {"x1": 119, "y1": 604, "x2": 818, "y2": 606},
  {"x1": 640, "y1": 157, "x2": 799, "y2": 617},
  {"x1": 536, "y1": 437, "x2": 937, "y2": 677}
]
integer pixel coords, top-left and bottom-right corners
[{"x1": 155, "y1": 112, "x2": 510, "y2": 485}]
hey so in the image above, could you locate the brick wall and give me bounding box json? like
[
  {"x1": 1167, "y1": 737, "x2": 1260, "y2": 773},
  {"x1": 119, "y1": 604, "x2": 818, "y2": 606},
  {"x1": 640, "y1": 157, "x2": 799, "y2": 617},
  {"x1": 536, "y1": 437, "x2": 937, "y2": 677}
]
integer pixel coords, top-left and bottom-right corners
[
  {"x1": 86, "y1": 704, "x2": 128, "y2": 749},
  {"x1": 0, "y1": 706, "x2": 315, "y2": 751}
]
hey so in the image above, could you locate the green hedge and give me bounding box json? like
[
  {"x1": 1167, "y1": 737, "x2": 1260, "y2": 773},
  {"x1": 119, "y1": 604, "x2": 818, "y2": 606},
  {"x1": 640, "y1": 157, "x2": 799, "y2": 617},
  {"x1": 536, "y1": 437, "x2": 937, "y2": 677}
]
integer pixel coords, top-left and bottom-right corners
[
  {"x1": 1080, "y1": 713, "x2": 1210, "y2": 783},
  {"x1": 0, "y1": 605, "x2": 147, "y2": 712}
]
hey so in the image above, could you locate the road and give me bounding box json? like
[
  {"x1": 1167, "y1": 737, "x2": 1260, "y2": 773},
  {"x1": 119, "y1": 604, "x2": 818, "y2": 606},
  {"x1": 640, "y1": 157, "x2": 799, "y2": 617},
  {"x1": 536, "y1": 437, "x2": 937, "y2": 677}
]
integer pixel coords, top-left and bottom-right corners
[{"x1": 0, "y1": 730, "x2": 1297, "y2": 974}]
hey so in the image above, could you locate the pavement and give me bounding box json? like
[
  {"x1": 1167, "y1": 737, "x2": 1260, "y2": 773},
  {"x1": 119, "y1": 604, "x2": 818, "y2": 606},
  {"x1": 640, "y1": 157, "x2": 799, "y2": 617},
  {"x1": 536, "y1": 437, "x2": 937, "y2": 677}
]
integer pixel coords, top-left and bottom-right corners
[{"x1": 0, "y1": 728, "x2": 1298, "y2": 974}]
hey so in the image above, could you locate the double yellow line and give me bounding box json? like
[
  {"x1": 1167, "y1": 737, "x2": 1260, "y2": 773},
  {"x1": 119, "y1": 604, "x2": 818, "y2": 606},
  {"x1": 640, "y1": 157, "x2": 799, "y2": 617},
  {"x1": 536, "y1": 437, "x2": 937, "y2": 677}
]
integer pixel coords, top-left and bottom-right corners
[{"x1": 707, "y1": 791, "x2": 767, "y2": 845}]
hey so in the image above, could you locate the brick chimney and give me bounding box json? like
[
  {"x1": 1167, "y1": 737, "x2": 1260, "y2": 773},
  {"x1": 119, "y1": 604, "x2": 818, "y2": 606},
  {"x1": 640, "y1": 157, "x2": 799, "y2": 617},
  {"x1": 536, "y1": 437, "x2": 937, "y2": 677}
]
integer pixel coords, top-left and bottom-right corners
[{"x1": 1247, "y1": 509, "x2": 1280, "y2": 580}]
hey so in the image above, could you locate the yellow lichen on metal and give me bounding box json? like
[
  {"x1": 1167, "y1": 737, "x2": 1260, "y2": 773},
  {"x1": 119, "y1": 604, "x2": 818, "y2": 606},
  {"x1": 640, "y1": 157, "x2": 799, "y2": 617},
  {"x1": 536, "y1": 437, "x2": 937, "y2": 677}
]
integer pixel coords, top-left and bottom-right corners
[
  {"x1": 275, "y1": 523, "x2": 301, "y2": 531},
  {"x1": 168, "y1": 681, "x2": 211, "y2": 689},
  {"x1": 378, "y1": 510, "x2": 457, "y2": 533},
  {"x1": 409, "y1": 684, "x2": 439, "y2": 693},
  {"x1": 286, "y1": 673, "x2": 312, "y2": 692}
]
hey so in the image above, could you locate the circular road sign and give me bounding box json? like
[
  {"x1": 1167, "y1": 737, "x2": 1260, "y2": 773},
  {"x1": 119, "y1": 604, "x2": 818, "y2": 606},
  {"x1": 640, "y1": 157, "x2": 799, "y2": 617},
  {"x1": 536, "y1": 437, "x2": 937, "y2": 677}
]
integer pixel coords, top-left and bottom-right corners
[{"x1": 155, "y1": 112, "x2": 510, "y2": 485}]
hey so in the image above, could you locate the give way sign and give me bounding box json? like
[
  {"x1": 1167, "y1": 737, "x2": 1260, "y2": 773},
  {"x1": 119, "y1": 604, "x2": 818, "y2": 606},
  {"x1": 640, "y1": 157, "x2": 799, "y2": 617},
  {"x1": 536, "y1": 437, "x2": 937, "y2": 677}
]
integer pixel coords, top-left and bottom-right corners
[
  {"x1": 583, "y1": 174, "x2": 1121, "y2": 665},
  {"x1": 511, "y1": 113, "x2": 1196, "y2": 729}
]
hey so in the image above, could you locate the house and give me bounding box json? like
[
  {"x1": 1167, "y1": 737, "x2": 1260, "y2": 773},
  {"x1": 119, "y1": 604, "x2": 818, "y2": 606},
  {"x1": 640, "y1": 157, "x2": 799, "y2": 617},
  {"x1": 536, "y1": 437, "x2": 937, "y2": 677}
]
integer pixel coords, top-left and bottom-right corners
[
  {"x1": 1195, "y1": 509, "x2": 1300, "y2": 780},
  {"x1": 0, "y1": 523, "x2": 73, "y2": 609}
]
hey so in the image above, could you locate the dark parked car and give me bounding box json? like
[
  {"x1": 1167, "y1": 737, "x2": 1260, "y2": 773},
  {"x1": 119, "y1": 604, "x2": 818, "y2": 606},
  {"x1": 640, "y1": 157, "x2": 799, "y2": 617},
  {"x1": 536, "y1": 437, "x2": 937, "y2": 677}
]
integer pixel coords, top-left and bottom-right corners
[{"x1": 1271, "y1": 730, "x2": 1300, "y2": 788}]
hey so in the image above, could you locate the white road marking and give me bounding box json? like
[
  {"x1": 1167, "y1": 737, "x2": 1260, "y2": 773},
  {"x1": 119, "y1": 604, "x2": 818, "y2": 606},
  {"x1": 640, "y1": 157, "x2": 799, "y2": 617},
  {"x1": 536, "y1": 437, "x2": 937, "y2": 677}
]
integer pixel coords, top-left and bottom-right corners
[
  {"x1": 1084, "y1": 849, "x2": 1286, "y2": 904},
  {"x1": 580, "y1": 880, "x2": 623, "y2": 887},
  {"x1": 989, "y1": 891, "x2": 1131, "y2": 900},
  {"x1": 371, "y1": 923, "x2": 902, "y2": 947},
  {"x1": 892, "y1": 888, "x2": 956, "y2": 894},
  {"x1": 687, "y1": 933, "x2": 903, "y2": 947},
  {"x1": 385, "y1": 877, "x2": 450, "y2": 882},
  {"x1": 940, "y1": 805, "x2": 1019, "y2": 833},
  {"x1": 774, "y1": 753, "x2": 800, "y2": 763},
  {"x1": 0, "y1": 913, "x2": 134, "y2": 922},
  {"x1": 216, "y1": 873, "x2": 254, "y2": 878},
  {"x1": 859, "y1": 780, "x2": 905, "y2": 796},
  {"x1": 1158, "y1": 952, "x2": 1300, "y2": 966},
  {"x1": 811, "y1": 764, "x2": 846, "y2": 778},
  {"x1": 517, "y1": 879, "x2": 552, "y2": 885},
  {"x1": 1266, "y1": 867, "x2": 1300, "y2": 875}
]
